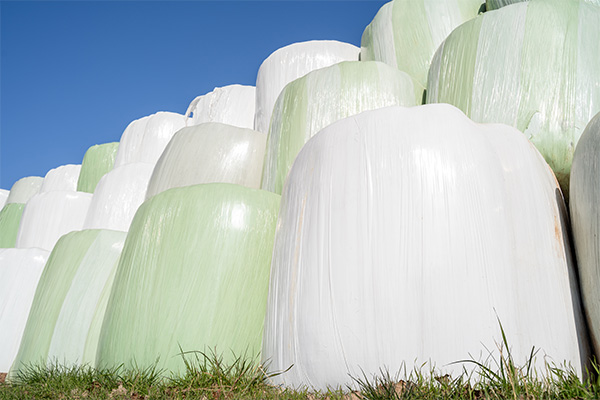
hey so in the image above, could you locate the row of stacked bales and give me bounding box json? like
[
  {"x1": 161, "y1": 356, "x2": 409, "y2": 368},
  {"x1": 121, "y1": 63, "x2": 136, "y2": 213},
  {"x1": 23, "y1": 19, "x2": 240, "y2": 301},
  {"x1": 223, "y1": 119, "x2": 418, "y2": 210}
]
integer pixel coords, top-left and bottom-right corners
[{"x1": 2, "y1": 0, "x2": 600, "y2": 394}]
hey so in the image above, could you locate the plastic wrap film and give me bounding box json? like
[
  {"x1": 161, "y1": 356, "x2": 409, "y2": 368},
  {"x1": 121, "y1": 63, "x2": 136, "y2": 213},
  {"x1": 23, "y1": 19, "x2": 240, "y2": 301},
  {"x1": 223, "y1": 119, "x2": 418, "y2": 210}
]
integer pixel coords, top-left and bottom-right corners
[
  {"x1": 77, "y1": 142, "x2": 119, "y2": 193},
  {"x1": 0, "y1": 204, "x2": 25, "y2": 248},
  {"x1": 262, "y1": 60, "x2": 423, "y2": 194},
  {"x1": 0, "y1": 189, "x2": 9, "y2": 209},
  {"x1": 254, "y1": 40, "x2": 360, "y2": 134},
  {"x1": 96, "y1": 183, "x2": 280, "y2": 373},
  {"x1": 39, "y1": 164, "x2": 82, "y2": 193},
  {"x1": 486, "y1": 0, "x2": 600, "y2": 11},
  {"x1": 185, "y1": 85, "x2": 255, "y2": 129},
  {"x1": 15, "y1": 191, "x2": 92, "y2": 251},
  {"x1": 146, "y1": 123, "x2": 266, "y2": 199},
  {"x1": 113, "y1": 112, "x2": 186, "y2": 168},
  {"x1": 427, "y1": 0, "x2": 600, "y2": 193},
  {"x1": 0, "y1": 248, "x2": 49, "y2": 372},
  {"x1": 569, "y1": 112, "x2": 600, "y2": 358},
  {"x1": 83, "y1": 163, "x2": 154, "y2": 232},
  {"x1": 6, "y1": 176, "x2": 43, "y2": 205},
  {"x1": 262, "y1": 104, "x2": 588, "y2": 389},
  {"x1": 9, "y1": 230, "x2": 126, "y2": 373},
  {"x1": 360, "y1": 0, "x2": 483, "y2": 88}
]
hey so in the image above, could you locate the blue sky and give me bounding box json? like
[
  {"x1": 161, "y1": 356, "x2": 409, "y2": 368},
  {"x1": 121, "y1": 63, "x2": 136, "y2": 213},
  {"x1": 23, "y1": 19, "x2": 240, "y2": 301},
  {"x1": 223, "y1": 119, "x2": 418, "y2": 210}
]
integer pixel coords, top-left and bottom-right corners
[{"x1": 0, "y1": 0, "x2": 386, "y2": 189}]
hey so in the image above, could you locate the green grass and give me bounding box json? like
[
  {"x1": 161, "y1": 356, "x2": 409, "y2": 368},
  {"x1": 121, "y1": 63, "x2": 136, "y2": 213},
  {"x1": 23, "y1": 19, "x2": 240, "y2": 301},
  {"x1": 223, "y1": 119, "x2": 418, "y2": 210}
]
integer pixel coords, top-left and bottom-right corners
[{"x1": 2, "y1": 342, "x2": 599, "y2": 400}]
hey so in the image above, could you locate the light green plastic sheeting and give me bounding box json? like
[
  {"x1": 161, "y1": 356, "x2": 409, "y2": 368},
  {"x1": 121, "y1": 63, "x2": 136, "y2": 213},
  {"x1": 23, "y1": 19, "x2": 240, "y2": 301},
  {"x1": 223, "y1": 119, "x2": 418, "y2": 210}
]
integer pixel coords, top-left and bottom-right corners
[
  {"x1": 0, "y1": 204, "x2": 25, "y2": 248},
  {"x1": 76, "y1": 142, "x2": 119, "y2": 193},
  {"x1": 427, "y1": 0, "x2": 600, "y2": 194},
  {"x1": 96, "y1": 183, "x2": 280, "y2": 374},
  {"x1": 360, "y1": 0, "x2": 484, "y2": 87},
  {"x1": 262, "y1": 60, "x2": 423, "y2": 195},
  {"x1": 9, "y1": 229, "x2": 126, "y2": 375}
]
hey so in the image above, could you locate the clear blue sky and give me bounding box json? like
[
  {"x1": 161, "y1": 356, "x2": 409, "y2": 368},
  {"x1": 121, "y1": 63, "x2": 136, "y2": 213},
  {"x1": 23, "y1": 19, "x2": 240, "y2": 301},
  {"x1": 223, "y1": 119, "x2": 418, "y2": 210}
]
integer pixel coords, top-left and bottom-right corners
[{"x1": 0, "y1": 0, "x2": 386, "y2": 190}]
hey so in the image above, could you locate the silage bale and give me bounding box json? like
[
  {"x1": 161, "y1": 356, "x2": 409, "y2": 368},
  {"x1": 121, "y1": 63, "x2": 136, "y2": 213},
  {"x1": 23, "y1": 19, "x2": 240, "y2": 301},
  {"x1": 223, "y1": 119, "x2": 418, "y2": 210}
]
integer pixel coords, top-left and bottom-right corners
[
  {"x1": 15, "y1": 191, "x2": 92, "y2": 251},
  {"x1": 0, "y1": 204, "x2": 25, "y2": 248},
  {"x1": 83, "y1": 163, "x2": 154, "y2": 232},
  {"x1": 9, "y1": 230, "x2": 126, "y2": 374},
  {"x1": 146, "y1": 122, "x2": 266, "y2": 199},
  {"x1": 0, "y1": 189, "x2": 9, "y2": 209},
  {"x1": 185, "y1": 85, "x2": 255, "y2": 129},
  {"x1": 6, "y1": 176, "x2": 43, "y2": 205},
  {"x1": 77, "y1": 142, "x2": 119, "y2": 193},
  {"x1": 361, "y1": 0, "x2": 484, "y2": 87},
  {"x1": 263, "y1": 104, "x2": 588, "y2": 389},
  {"x1": 97, "y1": 183, "x2": 280, "y2": 374},
  {"x1": 39, "y1": 164, "x2": 81, "y2": 193},
  {"x1": 426, "y1": 0, "x2": 600, "y2": 193},
  {"x1": 262, "y1": 60, "x2": 423, "y2": 194},
  {"x1": 570, "y1": 111, "x2": 600, "y2": 358},
  {"x1": 254, "y1": 40, "x2": 359, "y2": 134},
  {"x1": 0, "y1": 248, "x2": 49, "y2": 372},
  {"x1": 113, "y1": 112, "x2": 186, "y2": 169}
]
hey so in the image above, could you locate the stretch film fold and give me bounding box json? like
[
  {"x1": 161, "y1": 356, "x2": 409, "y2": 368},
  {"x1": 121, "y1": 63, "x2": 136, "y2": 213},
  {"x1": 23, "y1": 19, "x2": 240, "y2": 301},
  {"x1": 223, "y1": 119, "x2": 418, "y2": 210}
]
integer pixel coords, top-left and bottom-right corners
[
  {"x1": 185, "y1": 85, "x2": 255, "y2": 129},
  {"x1": 40, "y1": 164, "x2": 81, "y2": 193},
  {"x1": 426, "y1": 0, "x2": 600, "y2": 193},
  {"x1": 570, "y1": 112, "x2": 600, "y2": 358},
  {"x1": 0, "y1": 204, "x2": 25, "y2": 248},
  {"x1": 15, "y1": 191, "x2": 92, "y2": 251},
  {"x1": 262, "y1": 60, "x2": 422, "y2": 194},
  {"x1": 6, "y1": 176, "x2": 43, "y2": 205},
  {"x1": 254, "y1": 40, "x2": 359, "y2": 134},
  {"x1": 77, "y1": 142, "x2": 119, "y2": 193},
  {"x1": 486, "y1": 0, "x2": 600, "y2": 11},
  {"x1": 361, "y1": 0, "x2": 484, "y2": 87},
  {"x1": 9, "y1": 230, "x2": 126, "y2": 374},
  {"x1": 263, "y1": 104, "x2": 588, "y2": 389},
  {"x1": 114, "y1": 112, "x2": 186, "y2": 168},
  {"x1": 97, "y1": 184, "x2": 280, "y2": 374},
  {"x1": 83, "y1": 163, "x2": 154, "y2": 232},
  {"x1": 0, "y1": 248, "x2": 49, "y2": 373},
  {"x1": 146, "y1": 122, "x2": 266, "y2": 199}
]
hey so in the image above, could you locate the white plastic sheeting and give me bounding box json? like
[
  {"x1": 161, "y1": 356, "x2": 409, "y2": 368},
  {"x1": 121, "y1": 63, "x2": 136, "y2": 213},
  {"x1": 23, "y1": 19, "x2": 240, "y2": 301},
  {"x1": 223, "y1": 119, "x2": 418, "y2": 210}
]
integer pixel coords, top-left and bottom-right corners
[
  {"x1": 6, "y1": 176, "x2": 43, "y2": 205},
  {"x1": 486, "y1": 0, "x2": 600, "y2": 10},
  {"x1": 39, "y1": 164, "x2": 82, "y2": 193},
  {"x1": 361, "y1": 0, "x2": 484, "y2": 87},
  {"x1": 262, "y1": 60, "x2": 422, "y2": 194},
  {"x1": 0, "y1": 189, "x2": 9, "y2": 209},
  {"x1": 15, "y1": 191, "x2": 92, "y2": 251},
  {"x1": 146, "y1": 122, "x2": 267, "y2": 199},
  {"x1": 185, "y1": 85, "x2": 255, "y2": 129},
  {"x1": 113, "y1": 112, "x2": 186, "y2": 168},
  {"x1": 263, "y1": 104, "x2": 588, "y2": 389},
  {"x1": 254, "y1": 40, "x2": 360, "y2": 134},
  {"x1": 83, "y1": 163, "x2": 154, "y2": 232},
  {"x1": 570, "y1": 112, "x2": 600, "y2": 358},
  {"x1": 427, "y1": 0, "x2": 600, "y2": 192},
  {"x1": 0, "y1": 248, "x2": 49, "y2": 372}
]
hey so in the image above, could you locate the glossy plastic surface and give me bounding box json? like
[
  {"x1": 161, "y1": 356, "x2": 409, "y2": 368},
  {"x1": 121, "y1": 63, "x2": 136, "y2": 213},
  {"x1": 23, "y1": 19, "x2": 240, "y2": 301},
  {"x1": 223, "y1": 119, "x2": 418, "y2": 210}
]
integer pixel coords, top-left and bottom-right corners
[
  {"x1": 0, "y1": 204, "x2": 25, "y2": 248},
  {"x1": 77, "y1": 142, "x2": 119, "y2": 193},
  {"x1": 40, "y1": 164, "x2": 81, "y2": 193},
  {"x1": 6, "y1": 176, "x2": 43, "y2": 205},
  {"x1": 185, "y1": 85, "x2": 255, "y2": 129}
]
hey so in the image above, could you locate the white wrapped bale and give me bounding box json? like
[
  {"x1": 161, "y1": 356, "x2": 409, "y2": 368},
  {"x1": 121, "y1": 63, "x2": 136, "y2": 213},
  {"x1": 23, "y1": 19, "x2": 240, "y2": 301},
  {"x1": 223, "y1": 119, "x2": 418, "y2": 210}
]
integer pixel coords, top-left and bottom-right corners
[
  {"x1": 185, "y1": 85, "x2": 255, "y2": 129},
  {"x1": 254, "y1": 40, "x2": 360, "y2": 134},
  {"x1": 9, "y1": 230, "x2": 126, "y2": 372},
  {"x1": 361, "y1": 0, "x2": 484, "y2": 87},
  {"x1": 39, "y1": 164, "x2": 82, "y2": 193},
  {"x1": 427, "y1": 0, "x2": 600, "y2": 193},
  {"x1": 570, "y1": 112, "x2": 600, "y2": 358},
  {"x1": 263, "y1": 104, "x2": 588, "y2": 389},
  {"x1": 0, "y1": 189, "x2": 9, "y2": 209},
  {"x1": 113, "y1": 112, "x2": 186, "y2": 168},
  {"x1": 15, "y1": 192, "x2": 92, "y2": 251},
  {"x1": 83, "y1": 163, "x2": 154, "y2": 232},
  {"x1": 486, "y1": 0, "x2": 599, "y2": 11},
  {"x1": 0, "y1": 248, "x2": 49, "y2": 372},
  {"x1": 6, "y1": 177, "x2": 43, "y2": 205},
  {"x1": 146, "y1": 123, "x2": 266, "y2": 199},
  {"x1": 262, "y1": 60, "x2": 423, "y2": 194}
]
